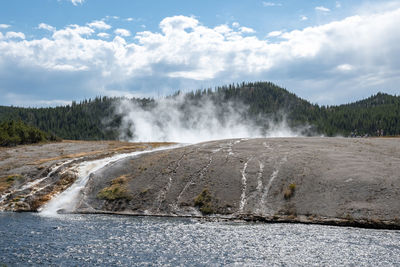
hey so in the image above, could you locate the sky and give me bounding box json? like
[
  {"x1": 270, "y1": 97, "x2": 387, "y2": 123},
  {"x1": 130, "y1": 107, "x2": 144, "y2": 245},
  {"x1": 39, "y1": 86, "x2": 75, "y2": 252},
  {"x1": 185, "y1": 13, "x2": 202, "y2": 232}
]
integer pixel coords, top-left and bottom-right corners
[{"x1": 0, "y1": 0, "x2": 399, "y2": 107}]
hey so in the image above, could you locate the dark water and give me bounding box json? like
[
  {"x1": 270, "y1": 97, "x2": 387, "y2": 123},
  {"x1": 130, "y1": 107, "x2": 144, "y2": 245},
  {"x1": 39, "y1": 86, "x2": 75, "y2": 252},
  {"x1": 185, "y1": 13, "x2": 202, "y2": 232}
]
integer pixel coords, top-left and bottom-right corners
[{"x1": 1, "y1": 213, "x2": 400, "y2": 266}]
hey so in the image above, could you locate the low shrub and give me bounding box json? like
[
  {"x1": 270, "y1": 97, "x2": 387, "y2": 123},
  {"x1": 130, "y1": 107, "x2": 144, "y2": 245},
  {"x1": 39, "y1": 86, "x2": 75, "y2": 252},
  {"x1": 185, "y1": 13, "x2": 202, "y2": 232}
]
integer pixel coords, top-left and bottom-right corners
[
  {"x1": 194, "y1": 188, "x2": 214, "y2": 215},
  {"x1": 97, "y1": 175, "x2": 131, "y2": 200},
  {"x1": 284, "y1": 183, "x2": 296, "y2": 200}
]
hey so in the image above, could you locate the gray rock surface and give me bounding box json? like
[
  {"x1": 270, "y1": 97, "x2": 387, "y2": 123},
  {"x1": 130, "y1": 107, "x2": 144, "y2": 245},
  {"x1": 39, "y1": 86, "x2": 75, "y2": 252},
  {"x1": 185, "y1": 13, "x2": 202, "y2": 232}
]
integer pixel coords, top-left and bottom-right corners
[
  {"x1": 0, "y1": 141, "x2": 171, "y2": 211},
  {"x1": 76, "y1": 137, "x2": 400, "y2": 229}
]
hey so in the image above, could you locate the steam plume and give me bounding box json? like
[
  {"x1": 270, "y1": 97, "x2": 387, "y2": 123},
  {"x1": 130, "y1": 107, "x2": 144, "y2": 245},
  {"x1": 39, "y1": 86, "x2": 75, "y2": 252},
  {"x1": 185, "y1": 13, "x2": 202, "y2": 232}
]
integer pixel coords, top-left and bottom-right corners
[{"x1": 115, "y1": 93, "x2": 303, "y2": 143}]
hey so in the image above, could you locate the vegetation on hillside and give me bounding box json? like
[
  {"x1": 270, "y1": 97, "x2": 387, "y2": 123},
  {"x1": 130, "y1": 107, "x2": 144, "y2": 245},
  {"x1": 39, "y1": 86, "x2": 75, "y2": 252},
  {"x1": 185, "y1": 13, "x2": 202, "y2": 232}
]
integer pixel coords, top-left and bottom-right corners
[
  {"x1": 318, "y1": 93, "x2": 400, "y2": 136},
  {"x1": 0, "y1": 82, "x2": 399, "y2": 140},
  {"x1": 0, "y1": 120, "x2": 59, "y2": 146}
]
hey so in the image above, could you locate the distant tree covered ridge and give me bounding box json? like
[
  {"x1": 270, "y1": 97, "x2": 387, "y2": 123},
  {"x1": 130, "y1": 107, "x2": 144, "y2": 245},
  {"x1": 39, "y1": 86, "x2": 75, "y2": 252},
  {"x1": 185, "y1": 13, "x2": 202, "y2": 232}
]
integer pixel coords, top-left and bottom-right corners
[
  {"x1": 0, "y1": 120, "x2": 59, "y2": 147},
  {"x1": 0, "y1": 82, "x2": 399, "y2": 140}
]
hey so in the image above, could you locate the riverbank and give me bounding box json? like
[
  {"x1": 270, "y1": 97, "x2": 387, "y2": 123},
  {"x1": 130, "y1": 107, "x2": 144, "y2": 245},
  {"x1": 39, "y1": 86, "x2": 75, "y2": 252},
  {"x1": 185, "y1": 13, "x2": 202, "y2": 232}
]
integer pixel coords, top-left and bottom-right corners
[
  {"x1": 0, "y1": 140, "x2": 174, "y2": 211},
  {"x1": 76, "y1": 137, "x2": 400, "y2": 230},
  {"x1": 1, "y1": 137, "x2": 400, "y2": 230}
]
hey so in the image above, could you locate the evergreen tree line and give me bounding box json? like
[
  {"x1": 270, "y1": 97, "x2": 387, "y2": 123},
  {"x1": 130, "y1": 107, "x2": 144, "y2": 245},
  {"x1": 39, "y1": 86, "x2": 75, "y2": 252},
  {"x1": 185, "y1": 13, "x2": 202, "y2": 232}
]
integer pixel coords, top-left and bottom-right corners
[
  {"x1": 0, "y1": 120, "x2": 59, "y2": 146},
  {"x1": 0, "y1": 82, "x2": 399, "y2": 141}
]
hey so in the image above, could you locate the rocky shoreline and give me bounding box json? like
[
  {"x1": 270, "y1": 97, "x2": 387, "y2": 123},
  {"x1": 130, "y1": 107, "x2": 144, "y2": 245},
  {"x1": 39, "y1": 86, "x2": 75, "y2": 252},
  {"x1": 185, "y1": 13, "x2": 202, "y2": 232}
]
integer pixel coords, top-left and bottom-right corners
[{"x1": 47, "y1": 209, "x2": 399, "y2": 230}]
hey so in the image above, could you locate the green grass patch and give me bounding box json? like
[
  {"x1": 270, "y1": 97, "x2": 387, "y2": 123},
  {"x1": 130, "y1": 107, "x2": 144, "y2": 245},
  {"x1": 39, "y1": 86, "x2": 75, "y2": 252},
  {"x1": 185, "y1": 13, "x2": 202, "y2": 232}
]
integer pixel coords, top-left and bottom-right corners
[{"x1": 97, "y1": 175, "x2": 132, "y2": 200}]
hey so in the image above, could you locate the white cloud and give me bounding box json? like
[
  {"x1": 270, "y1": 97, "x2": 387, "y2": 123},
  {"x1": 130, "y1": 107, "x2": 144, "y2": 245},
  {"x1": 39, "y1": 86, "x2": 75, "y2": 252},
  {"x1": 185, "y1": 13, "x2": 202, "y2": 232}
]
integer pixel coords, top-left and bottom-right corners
[
  {"x1": 336, "y1": 64, "x2": 354, "y2": 71},
  {"x1": 336, "y1": 1, "x2": 342, "y2": 8},
  {"x1": 232, "y1": 22, "x2": 240, "y2": 28},
  {"x1": 240, "y1": 26, "x2": 255, "y2": 33},
  {"x1": 125, "y1": 18, "x2": 134, "y2": 22},
  {"x1": 5, "y1": 31, "x2": 25, "y2": 39},
  {"x1": 267, "y1": 30, "x2": 282, "y2": 37},
  {"x1": 97, "y1": 32, "x2": 110, "y2": 38},
  {"x1": 0, "y1": 24, "x2": 11, "y2": 29},
  {"x1": 300, "y1": 16, "x2": 308, "y2": 21},
  {"x1": 315, "y1": 6, "x2": 331, "y2": 12},
  {"x1": 38, "y1": 23, "x2": 56, "y2": 32},
  {"x1": 52, "y1": 24, "x2": 94, "y2": 39},
  {"x1": 88, "y1": 20, "x2": 111, "y2": 30},
  {"x1": 3, "y1": 92, "x2": 72, "y2": 107},
  {"x1": 1, "y1": 9, "x2": 400, "y2": 105},
  {"x1": 262, "y1": 2, "x2": 282, "y2": 7},
  {"x1": 105, "y1": 15, "x2": 120, "y2": 20},
  {"x1": 114, "y1": 28, "x2": 130, "y2": 37},
  {"x1": 70, "y1": 0, "x2": 84, "y2": 6}
]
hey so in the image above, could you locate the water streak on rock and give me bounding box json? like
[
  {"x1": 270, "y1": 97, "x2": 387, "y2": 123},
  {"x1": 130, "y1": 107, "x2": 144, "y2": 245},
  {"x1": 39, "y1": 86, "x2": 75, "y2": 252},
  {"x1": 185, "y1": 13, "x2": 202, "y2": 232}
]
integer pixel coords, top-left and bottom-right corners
[
  {"x1": 40, "y1": 145, "x2": 180, "y2": 217},
  {"x1": 239, "y1": 158, "x2": 252, "y2": 212}
]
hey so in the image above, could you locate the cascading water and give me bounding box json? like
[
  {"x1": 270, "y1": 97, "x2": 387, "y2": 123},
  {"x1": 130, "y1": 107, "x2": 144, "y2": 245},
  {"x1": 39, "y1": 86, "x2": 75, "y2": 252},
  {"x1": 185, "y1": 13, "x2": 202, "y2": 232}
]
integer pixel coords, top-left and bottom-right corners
[
  {"x1": 39, "y1": 145, "x2": 180, "y2": 217},
  {"x1": 0, "y1": 159, "x2": 75, "y2": 210}
]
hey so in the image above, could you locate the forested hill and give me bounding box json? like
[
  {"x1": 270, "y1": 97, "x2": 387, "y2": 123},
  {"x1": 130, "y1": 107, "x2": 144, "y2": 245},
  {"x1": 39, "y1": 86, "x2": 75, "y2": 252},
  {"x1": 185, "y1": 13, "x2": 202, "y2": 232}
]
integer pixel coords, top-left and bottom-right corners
[
  {"x1": 0, "y1": 97, "x2": 152, "y2": 140},
  {"x1": 0, "y1": 120, "x2": 59, "y2": 146},
  {"x1": 0, "y1": 82, "x2": 399, "y2": 140},
  {"x1": 319, "y1": 93, "x2": 400, "y2": 136}
]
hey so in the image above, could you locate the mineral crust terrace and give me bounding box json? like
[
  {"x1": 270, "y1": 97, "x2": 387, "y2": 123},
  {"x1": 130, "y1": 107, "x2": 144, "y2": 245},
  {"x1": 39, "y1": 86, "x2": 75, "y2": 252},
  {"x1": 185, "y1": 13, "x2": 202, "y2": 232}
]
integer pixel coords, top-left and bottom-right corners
[{"x1": 1, "y1": 138, "x2": 400, "y2": 229}]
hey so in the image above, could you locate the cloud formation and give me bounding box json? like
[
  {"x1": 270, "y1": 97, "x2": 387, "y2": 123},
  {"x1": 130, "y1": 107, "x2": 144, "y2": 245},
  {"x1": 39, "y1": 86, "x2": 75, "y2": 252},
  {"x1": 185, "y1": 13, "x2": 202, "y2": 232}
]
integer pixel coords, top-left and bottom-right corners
[
  {"x1": 70, "y1": 0, "x2": 84, "y2": 6},
  {"x1": 262, "y1": 2, "x2": 282, "y2": 7},
  {"x1": 267, "y1": 30, "x2": 282, "y2": 37},
  {"x1": 5, "y1": 31, "x2": 25, "y2": 39},
  {"x1": 0, "y1": 8, "x2": 400, "y2": 106},
  {"x1": 97, "y1": 32, "x2": 110, "y2": 38},
  {"x1": 88, "y1": 20, "x2": 111, "y2": 30},
  {"x1": 315, "y1": 6, "x2": 331, "y2": 12},
  {"x1": 38, "y1": 23, "x2": 56, "y2": 32},
  {"x1": 300, "y1": 16, "x2": 308, "y2": 21},
  {"x1": 114, "y1": 28, "x2": 130, "y2": 37}
]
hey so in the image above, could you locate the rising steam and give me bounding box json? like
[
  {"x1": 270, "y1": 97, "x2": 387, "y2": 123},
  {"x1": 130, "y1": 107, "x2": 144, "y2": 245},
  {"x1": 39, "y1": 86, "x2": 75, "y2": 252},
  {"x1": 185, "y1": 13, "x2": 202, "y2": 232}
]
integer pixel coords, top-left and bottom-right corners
[{"x1": 115, "y1": 93, "x2": 304, "y2": 143}]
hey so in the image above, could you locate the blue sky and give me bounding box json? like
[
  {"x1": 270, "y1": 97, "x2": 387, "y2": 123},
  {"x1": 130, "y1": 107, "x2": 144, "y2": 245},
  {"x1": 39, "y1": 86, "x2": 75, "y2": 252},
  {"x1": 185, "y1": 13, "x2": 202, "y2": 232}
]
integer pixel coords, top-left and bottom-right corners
[{"x1": 0, "y1": 0, "x2": 399, "y2": 106}]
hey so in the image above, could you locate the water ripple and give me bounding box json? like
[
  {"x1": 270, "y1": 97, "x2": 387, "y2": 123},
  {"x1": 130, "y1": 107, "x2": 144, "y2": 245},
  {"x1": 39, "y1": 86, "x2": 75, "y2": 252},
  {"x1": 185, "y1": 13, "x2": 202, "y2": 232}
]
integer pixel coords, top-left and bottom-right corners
[{"x1": 1, "y1": 213, "x2": 400, "y2": 266}]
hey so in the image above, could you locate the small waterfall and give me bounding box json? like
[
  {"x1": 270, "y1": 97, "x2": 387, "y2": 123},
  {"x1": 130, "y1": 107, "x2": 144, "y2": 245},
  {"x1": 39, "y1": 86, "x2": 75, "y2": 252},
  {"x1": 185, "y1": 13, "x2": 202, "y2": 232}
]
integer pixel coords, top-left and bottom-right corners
[{"x1": 39, "y1": 145, "x2": 180, "y2": 217}]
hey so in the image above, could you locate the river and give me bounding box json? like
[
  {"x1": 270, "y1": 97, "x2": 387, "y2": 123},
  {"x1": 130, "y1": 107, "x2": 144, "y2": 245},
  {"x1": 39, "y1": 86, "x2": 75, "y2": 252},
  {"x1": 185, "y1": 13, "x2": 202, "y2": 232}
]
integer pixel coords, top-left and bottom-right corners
[{"x1": 1, "y1": 212, "x2": 400, "y2": 266}]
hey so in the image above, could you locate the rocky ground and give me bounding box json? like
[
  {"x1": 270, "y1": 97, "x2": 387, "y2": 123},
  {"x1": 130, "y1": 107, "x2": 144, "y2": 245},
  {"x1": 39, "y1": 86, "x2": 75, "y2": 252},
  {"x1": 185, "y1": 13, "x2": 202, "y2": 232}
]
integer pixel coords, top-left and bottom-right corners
[
  {"x1": 0, "y1": 140, "x2": 172, "y2": 211},
  {"x1": 1, "y1": 137, "x2": 400, "y2": 229}
]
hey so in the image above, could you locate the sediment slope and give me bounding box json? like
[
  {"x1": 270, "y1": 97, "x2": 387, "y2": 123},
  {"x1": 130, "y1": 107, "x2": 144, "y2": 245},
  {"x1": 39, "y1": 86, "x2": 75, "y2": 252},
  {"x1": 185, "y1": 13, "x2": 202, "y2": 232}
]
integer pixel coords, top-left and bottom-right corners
[
  {"x1": 0, "y1": 141, "x2": 171, "y2": 211},
  {"x1": 1, "y1": 138, "x2": 400, "y2": 229},
  {"x1": 78, "y1": 137, "x2": 400, "y2": 228}
]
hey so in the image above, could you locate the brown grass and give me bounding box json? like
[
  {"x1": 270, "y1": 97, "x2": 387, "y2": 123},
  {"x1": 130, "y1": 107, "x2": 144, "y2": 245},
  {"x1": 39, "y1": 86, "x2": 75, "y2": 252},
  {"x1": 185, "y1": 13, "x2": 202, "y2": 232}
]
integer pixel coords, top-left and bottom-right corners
[
  {"x1": 33, "y1": 151, "x2": 105, "y2": 165},
  {"x1": 33, "y1": 142, "x2": 175, "y2": 165},
  {"x1": 0, "y1": 174, "x2": 23, "y2": 193},
  {"x1": 97, "y1": 174, "x2": 132, "y2": 200},
  {"x1": 284, "y1": 183, "x2": 296, "y2": 200}
]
